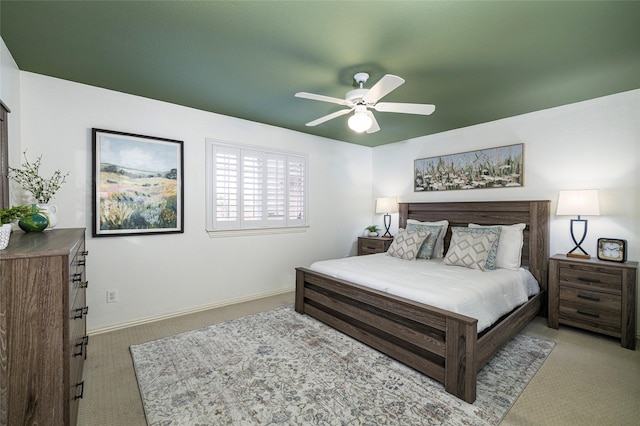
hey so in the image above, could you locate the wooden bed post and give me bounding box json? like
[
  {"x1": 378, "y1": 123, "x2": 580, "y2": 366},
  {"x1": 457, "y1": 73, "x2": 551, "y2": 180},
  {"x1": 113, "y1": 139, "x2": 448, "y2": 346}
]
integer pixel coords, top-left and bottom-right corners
[
  {"x1": 295, "y1": 268, "x2": 305, "y2": 313},
  {"x1": 445, "y1": 317, "x2": 478, "y2": 403}
]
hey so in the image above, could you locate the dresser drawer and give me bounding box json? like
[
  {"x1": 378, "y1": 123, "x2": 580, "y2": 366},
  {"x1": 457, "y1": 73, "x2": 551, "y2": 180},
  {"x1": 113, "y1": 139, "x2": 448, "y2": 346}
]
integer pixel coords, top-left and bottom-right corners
[
  {"x1": 70, "y1": 288, "x2": 88, "y2": 346},
  {"x1": 558, "y1": 264, "x2": 621, "y2": 294},
  {"x1": 69, "y1": 351, "x2": 85, "y2": 426},
  {"x1": 68, "y1": 243, "x2": 87, "y2": 309}
]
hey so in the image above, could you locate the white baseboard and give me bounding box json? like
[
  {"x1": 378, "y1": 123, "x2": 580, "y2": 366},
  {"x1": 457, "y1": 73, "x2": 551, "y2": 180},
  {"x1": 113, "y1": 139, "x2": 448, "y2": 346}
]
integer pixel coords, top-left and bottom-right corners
[{"x1": 88, "y1": 287, "x2": 294, "y2": 336}]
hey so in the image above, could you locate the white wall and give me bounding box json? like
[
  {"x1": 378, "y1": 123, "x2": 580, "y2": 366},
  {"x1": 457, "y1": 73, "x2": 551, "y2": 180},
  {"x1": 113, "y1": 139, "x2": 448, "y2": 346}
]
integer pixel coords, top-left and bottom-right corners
[
  {"x1": 373, "y1": 90, "x2": 640, "y2": 330},
  {"x1": 14, "y1": 71, "x2": 372, "y2": 332}
]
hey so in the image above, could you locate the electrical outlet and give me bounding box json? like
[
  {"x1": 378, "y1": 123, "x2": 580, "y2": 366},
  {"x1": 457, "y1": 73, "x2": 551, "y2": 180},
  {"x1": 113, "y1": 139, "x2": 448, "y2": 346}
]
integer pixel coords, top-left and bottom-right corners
[{"x1": 106, "y1": 289, "x2": 119, "y2": 303}]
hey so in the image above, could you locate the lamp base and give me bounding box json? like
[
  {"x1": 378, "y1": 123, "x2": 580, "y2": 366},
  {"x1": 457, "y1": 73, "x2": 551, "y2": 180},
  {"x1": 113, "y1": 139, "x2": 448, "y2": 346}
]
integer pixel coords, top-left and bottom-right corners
[
  {"x1": 566, "y1": 252, "x2": 590, "y2": 259},
  {"x1": 381, "y1": 213, "x2": 393, "y2": 238},
  {"x1": 566, "y1": 217, "x2": 590, "y2": 259}
]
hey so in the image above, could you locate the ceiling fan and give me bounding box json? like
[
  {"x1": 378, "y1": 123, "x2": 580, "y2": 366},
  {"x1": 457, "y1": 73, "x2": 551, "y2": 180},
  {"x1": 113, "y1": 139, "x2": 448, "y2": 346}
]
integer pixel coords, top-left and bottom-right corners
[{"x1": 295, "y1": 72, "x2": 435, "y2": 134}]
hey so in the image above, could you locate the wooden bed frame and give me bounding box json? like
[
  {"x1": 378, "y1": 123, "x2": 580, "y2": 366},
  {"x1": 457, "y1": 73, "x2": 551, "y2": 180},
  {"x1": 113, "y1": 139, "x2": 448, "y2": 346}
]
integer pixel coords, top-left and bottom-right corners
[{"x1": 295, "y1": 200, "x2": 549, "y2": 403}]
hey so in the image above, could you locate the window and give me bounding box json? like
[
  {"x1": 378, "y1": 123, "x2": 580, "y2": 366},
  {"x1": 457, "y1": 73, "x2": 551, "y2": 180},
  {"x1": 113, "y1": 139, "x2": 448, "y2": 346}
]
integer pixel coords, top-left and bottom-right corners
[{"x1": 206, "y1": 139, "x2": 308, "y2": 233}]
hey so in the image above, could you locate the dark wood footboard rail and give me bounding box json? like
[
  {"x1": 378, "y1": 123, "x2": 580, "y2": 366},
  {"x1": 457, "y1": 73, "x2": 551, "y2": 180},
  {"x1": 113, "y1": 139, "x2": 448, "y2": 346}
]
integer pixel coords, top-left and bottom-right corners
[{"x1": 295, "y1": 267, "x2": 479, "y2": 402}]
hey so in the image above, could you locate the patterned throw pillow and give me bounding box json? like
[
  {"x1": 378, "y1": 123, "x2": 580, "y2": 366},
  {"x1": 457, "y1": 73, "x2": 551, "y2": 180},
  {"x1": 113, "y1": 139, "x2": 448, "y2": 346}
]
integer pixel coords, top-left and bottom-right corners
[
  {"x1": 406, "y1": 223, "x2": 444, "y2": 259},
  {"x1": 455, "y1": 226, "x2": 502, "y2": 270},
  {"x1": 468, "y1": 223, "x2": 525, "y2": 270},
  {"x1": 443, "y1": 228, "x2": 499, "y2": 271},
  {"x1": 407, "y1": 219, "x2": 449, "y2": 258},
  {"x1": 387, "y1": 228, "x2": 430, "y2": 260}
]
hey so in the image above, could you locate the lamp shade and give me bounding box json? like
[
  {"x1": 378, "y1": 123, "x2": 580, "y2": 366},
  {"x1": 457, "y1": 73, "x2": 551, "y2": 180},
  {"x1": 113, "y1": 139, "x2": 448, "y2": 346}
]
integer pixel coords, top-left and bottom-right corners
[
  {"x1": 556, "y1": 190, "x2": 600, "y2": 216},
  {"x1": 375, "y1": 197, "x2": 399, "y2": 214}
]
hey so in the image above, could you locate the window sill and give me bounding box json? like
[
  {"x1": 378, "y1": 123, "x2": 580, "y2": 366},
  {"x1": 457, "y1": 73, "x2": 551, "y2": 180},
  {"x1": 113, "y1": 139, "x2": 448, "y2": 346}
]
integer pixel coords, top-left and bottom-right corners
[{"x1": 207, "y1": 225, "x2": 309, "y2": 238}]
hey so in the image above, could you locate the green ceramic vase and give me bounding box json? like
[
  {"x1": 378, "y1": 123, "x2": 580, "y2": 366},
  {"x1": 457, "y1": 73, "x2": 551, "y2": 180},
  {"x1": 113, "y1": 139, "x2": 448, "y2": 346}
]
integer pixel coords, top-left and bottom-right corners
[{"x1": 18, "y1": 210, "x2": 49, "y2": 232}]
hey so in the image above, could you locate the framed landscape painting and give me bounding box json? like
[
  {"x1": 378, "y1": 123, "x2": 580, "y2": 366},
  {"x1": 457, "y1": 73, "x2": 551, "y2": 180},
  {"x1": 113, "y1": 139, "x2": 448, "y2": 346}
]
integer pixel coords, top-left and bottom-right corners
[
  {"x1": 414, "y1": 143, "x2": 523, "y2": 192},
  {"x1": 92, "y1": 128, "x2": 184, "y2": 237}
]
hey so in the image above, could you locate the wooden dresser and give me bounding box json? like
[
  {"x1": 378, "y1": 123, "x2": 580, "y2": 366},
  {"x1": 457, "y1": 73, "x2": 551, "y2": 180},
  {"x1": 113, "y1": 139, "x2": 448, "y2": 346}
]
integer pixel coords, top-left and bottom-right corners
[
  {"x1": 0, "y1": 228, "x2": 88, "y2": 425},
  {"x1": 548, "y1": 254, "x2": 637, "y2": 349}
]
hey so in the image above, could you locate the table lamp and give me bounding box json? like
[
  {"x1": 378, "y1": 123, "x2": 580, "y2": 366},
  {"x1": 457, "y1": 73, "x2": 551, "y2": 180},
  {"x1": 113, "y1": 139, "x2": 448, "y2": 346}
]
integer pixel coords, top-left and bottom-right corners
[
  {"x1": 556, "y1": 189, "x2": 600, "y2": 259},
  {"x1": 375, "y1": 197, "x2": 398, "y2": 238}
]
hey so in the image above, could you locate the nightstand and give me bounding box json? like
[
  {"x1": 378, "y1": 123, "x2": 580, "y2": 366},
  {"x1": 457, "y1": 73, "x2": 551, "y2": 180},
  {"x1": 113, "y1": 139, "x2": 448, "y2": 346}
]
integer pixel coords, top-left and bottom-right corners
[
  {"x1": 358, "y1": 236, "x2": 393, "y2": 255},
  {"x1": 548, "y1": 254, "x2": 638, "y2": 349}
]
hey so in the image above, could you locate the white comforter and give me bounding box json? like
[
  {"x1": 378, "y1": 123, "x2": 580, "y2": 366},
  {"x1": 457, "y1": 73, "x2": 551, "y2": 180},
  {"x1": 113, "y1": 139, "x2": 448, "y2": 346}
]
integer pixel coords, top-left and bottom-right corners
[{"x1": 309, "y1": 253, "x2": 540, "y2": 332}]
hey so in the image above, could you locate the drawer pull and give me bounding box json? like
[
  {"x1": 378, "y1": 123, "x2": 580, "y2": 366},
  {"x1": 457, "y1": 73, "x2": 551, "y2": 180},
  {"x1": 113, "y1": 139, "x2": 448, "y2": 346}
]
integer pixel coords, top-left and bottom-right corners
[
  {"x1": 577, "y1": 293, "x2": 600, "y2": 302},
  {"x1": 577, "y1": 277, "x2": 601, "y2": 284},
  {"x1": 73, "y1": 342, "x2": 83, "y2": 357},
  {"x1": 77, "y1": 260, "x2": 86, "y2": 266},
  {"x1": 366, "y1": 246, "x2": 378, "y2": 250},
  {"x1": 81, "y1": 280, "x2": 89, "y2": 289},
  {"x1": 80, "y1": 250, "x2": 89, "y2": 257},
  {"x1": 73, "y1": 335, "x2": 90, "y2": 358},
  {"x1": 577, "y1": 310, "x2": 600, "y2": 318},
  {"x1": 72, "y1": 306, "x2": 89, "y2": 320},
  {"x1": 73, "y1": 381, "x2": 85, "y2": 400},
  {"x1": 72, "y1": 273, "x2": 82, "y2": 283}
]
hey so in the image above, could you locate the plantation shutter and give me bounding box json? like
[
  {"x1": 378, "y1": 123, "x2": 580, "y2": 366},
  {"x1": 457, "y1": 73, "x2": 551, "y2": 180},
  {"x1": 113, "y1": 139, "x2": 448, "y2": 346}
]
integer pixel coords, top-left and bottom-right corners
[
  {"x1": 287, "y1": 155, "x2": 306, "y2": 225},
  {"x1": 241, "y1": 150, "x2": 264, "y2": 226},
  {"x1": 212, "y1": 145, "x2": 240, "y2": 229},
  {"x1": 206, "y1": 139, "x2": 307, "y2": 232},
  {"x1": 266, "y1": 154, "x2": 286, "y2": 224}
]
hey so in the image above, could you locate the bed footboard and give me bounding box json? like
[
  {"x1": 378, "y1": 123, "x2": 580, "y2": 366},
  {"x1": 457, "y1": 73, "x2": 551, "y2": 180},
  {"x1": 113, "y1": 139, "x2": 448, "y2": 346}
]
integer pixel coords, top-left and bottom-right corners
[{"x1": 295, "y1": 267, "x2": 479, "y2": 403}]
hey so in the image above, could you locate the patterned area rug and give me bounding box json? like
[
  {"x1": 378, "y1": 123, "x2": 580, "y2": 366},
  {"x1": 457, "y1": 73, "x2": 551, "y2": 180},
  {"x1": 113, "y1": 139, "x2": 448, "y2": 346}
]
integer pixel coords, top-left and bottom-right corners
[{"x1": 131, "y1": 306, "x2": 554, "y2": 425}]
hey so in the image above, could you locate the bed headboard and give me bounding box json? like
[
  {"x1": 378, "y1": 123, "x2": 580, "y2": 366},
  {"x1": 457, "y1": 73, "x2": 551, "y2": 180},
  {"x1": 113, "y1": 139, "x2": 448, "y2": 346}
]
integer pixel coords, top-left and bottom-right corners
[{"x1": 399, "y1": 200, "x2": 550, "y2": 292}]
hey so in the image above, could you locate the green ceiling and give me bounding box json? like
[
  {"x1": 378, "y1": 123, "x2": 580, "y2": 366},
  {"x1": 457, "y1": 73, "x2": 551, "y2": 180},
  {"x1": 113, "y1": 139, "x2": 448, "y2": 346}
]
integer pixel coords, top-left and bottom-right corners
[{"x1": 2, "y1": 1, "x2": 639, "y2": 147}]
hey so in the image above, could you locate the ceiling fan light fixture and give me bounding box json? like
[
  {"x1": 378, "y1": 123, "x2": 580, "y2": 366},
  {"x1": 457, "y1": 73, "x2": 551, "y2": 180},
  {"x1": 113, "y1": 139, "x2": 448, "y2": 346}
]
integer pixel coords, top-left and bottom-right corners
[{"x1": 348, "y1": 106, "x2": 373, "y2": 133}]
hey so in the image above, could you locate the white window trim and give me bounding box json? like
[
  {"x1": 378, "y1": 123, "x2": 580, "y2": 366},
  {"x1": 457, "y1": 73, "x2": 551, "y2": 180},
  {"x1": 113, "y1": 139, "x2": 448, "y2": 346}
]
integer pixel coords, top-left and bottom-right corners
[{"x1": 205, "y1": 139, "x2": 309, "y2": 236}]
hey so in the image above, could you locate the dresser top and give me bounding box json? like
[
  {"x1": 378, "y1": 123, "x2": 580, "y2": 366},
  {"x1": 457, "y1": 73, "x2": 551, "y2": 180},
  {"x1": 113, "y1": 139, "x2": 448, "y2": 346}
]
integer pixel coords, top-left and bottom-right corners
[{"x1": 0, "y1": 228, "x2": 85, "y2": 260}]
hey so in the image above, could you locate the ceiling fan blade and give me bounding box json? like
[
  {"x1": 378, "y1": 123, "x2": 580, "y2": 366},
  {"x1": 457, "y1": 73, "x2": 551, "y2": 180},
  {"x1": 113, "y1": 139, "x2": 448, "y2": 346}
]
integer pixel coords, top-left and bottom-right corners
[
  {"x1": 362, "y1": 74, "x2": 405, "y2": 104},
  {"x1": 305, "y1": 108, "x2": 352, "y2": 126},
  {"x1": 295, "y1": 92, "x2": 349, "y2": 106},
  {"x1": 365, "y1": 111, "x2": 380, "y2": 134},
  {"x1": 374, "y1": 102, "x2": 436, "y2": 115}
]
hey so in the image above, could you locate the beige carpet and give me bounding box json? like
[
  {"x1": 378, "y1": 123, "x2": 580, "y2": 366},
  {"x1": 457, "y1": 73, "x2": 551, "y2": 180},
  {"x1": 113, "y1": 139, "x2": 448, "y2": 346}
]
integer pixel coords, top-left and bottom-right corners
[{"x1": 78, "y1": 292, "x2": 640, "y2": 425}]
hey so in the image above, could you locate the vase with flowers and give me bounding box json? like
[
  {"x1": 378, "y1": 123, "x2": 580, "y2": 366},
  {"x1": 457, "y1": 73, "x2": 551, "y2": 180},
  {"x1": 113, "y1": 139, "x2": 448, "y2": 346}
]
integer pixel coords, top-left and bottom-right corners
[{"x1": 8, "y1": 150, "x2": 69, "y2": 229}]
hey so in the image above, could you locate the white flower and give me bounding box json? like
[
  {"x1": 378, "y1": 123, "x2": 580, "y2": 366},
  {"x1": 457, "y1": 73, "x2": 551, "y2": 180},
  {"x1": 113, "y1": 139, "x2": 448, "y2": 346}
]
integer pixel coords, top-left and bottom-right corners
[{"x1": 8, "y1": 150, "x2": 69, "y2": 204}]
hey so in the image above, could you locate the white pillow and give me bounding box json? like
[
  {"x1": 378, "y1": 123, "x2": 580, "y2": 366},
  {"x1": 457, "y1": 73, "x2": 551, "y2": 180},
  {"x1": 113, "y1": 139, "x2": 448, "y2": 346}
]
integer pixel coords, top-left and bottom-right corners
[
  {"x1": 443, "y1": 228, "x2": 498, "y2": 271},
  {"x1": 387, "y1": 228, "x2": 430, "y2": 260},
  {"x1": 407, "y1": 219, "x2": 449, "y2": 258},
  {"x1": 469, "y1": 223, "x2": 526, "y2": 270}
]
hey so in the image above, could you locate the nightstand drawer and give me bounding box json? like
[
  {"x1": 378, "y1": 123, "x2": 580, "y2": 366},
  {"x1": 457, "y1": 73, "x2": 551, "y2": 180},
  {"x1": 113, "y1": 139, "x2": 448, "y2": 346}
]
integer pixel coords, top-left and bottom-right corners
[
  {"x1": 559, "y1": 285, "x2": 621, "y2": 321},
  {"x1": 558, "y1": 285, "x2": 622, "y2": 335},
  {"x1": 558, "y1": 265, "x2": 621, "y2": 294},
  {"x1": 359, "y1": 239, "x2": 386, "y2": 255},
  {"x1": 358, "y1": 237, "x2": 393, "y2": 255}
]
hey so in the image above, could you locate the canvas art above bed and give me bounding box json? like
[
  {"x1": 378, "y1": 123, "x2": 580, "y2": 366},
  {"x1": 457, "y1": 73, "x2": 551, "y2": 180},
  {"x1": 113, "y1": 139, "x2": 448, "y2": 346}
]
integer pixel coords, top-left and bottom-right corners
[{"x1": 414, "y1": 144, "x2": 523, "y2": 192}]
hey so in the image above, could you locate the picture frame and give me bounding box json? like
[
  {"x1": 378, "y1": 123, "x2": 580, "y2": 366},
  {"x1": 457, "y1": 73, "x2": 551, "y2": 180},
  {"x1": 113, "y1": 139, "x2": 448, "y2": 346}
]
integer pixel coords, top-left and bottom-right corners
[
  {"x1": 92, "y1": 128, "x2": 184, "y2": 237},
  {"x1": 414, "y1": 143, "x2": 523, "y2": 192}
]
